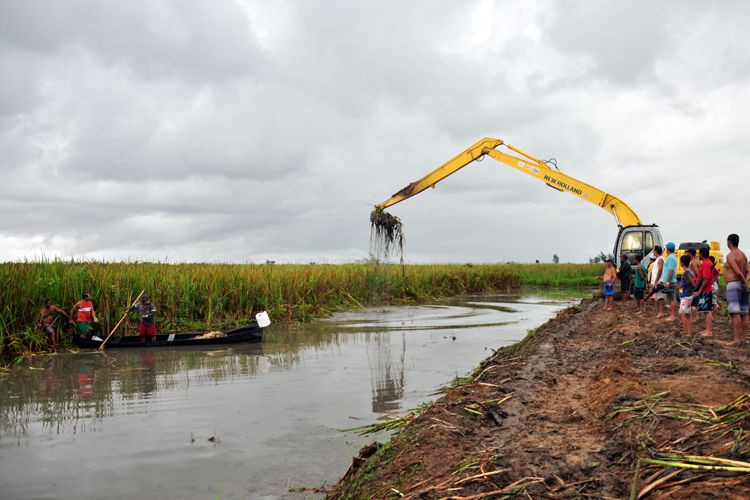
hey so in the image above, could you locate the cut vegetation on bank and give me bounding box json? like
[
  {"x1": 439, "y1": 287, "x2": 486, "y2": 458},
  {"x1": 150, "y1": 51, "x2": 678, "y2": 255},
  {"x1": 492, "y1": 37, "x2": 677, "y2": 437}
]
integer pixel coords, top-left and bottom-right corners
[
  {"x1": 0, "y1": 261, "x2": 601, "y2": 354},
  {"x1": 329, "y1": 298, "x2": 750, "y2": 499}
]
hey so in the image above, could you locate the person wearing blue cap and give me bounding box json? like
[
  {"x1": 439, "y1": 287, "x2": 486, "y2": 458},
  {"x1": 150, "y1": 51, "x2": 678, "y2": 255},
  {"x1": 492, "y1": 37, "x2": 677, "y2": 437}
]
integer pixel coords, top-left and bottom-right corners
[{"x1": 659, "y1": 242, "x2": 679, "y2": 321}]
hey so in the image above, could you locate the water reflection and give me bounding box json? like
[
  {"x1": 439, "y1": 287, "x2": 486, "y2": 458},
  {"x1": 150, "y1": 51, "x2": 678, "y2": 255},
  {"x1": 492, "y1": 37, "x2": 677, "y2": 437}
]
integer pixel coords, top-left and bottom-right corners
[
  {"x1": 368, "y1": 333, "x2": 406, "y2": 413},
  {"x1": 0, "y1": 290, "x2": 588, "y2": 499},
  {"x1": 0, "y1": 345, "x2": 267, "y2": 439}
]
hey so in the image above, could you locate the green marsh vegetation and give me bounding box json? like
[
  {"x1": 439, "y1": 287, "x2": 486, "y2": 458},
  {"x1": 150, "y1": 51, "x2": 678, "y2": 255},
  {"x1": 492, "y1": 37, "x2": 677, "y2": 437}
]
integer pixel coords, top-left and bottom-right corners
[
  {"x1": 513, "y1": 263, "x2": 604, "y2": 287},
  {"x1": 0, "y1": 260, "x2": 603, "y2": 354}
]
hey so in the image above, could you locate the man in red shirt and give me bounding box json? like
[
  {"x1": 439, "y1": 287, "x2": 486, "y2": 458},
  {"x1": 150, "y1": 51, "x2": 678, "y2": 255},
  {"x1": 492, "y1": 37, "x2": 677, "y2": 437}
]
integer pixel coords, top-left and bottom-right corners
[
  {"x1": 69, "y1": 292, "x2": 99, "y2": 338},
  {"x1": 692, "y1": 247, "x2": 715, "y2": 337}
]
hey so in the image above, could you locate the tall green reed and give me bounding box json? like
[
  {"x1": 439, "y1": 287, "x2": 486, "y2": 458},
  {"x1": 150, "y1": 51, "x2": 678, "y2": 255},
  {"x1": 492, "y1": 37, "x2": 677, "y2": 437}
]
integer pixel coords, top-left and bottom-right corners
[{"x1": 0, "y1": 260, "x2": 601, "y2": 354}]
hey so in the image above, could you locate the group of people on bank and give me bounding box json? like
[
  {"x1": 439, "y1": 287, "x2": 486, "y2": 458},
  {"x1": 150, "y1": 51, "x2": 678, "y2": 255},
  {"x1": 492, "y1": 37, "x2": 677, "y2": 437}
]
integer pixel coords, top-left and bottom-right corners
[
  {"x1": 39, "y1": 293, "x2": 158, "y2": 348},
  {"x1": 598, "y1": 233, "x2": 749, "y2": 346},
  {"x1": 598, "y1": 234, "x2": 750, "y2": 345}
]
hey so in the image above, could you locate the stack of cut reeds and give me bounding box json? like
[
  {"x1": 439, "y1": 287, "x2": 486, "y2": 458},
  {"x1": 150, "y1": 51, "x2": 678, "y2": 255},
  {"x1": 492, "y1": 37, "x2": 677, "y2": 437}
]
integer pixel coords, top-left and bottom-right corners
[{"x1": 609, "y1": 392, "x2": 750, "y2": 498}]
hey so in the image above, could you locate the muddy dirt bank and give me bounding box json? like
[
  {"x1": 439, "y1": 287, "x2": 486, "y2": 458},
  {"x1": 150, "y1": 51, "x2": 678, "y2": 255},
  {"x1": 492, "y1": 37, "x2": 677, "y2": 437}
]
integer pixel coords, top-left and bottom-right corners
[{"x1": 328, "y1": 298, "x2": 750, "y2": 499}]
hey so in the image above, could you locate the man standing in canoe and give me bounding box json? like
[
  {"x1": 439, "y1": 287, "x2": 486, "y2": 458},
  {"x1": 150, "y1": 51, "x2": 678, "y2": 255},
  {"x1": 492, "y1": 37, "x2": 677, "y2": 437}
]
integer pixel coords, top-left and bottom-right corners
[
  {"x1": 69, "y1": 293, "x2": 98, "y2": 338},
  {"x1": 129, "y1": 294, "x2": 157, "y2": 343},
  {"x1": 39, "y1": 299, "x2": 69, "y2": 349}
]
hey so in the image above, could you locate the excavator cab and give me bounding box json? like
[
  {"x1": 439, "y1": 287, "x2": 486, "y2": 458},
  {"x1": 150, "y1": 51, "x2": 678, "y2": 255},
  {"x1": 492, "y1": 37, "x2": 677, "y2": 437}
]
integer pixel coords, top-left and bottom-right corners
[{"x1": 614, "y1": 225, "x2": 663, "y2": 268}]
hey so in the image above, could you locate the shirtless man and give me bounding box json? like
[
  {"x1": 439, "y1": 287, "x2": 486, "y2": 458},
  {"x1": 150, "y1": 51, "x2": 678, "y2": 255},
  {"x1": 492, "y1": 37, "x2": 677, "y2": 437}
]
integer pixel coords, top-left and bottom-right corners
[
  {"x1": 596, "y1": 259, "x2": 617, "y2": 311},
  {"x1": 724, "y1": 234, "x2": 749, "y2": 346},
  {"x1": 687, "y1": 248, "x2": 701, "y2": 278},
  {"x1": 39, "y1": 300, "x2": 69, "y2": 349}
]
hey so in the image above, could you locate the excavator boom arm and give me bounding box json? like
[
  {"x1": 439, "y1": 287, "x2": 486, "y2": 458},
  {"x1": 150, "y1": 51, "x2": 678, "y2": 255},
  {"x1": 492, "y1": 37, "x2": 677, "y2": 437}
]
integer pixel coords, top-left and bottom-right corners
[
  {"x1": 376, "y1": 138, "x2": 503, "y2": 209},
  {"x1": 375, "y1": 137, "x2": 642, "y2": 228}
]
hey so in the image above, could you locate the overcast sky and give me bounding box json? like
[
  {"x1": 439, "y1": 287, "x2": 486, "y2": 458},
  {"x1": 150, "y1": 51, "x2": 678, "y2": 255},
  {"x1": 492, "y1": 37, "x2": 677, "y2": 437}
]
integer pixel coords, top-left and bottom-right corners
[{"x1": 1, "y1": 1, "x2": 749, "y2": 263}]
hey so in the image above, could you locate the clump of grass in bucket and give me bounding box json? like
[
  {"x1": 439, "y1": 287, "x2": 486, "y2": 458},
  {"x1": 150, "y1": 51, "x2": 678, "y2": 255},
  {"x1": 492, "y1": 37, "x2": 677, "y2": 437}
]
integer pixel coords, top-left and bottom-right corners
[{"x1": 370, "y1": 208, "x2": 404, "y2": 261}]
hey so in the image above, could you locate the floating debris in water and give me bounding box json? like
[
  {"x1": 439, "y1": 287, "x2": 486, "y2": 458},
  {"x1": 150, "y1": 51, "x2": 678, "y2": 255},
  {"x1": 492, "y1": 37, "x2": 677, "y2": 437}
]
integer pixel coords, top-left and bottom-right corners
[{"x1": 370, "y1": 208, "x2": 404, "y2": 261}]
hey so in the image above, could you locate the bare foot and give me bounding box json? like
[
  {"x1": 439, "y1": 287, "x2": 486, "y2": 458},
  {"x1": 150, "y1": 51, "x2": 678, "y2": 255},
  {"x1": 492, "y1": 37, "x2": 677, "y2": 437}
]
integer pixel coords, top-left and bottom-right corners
[
  {"x1": 700, "y1": 331, "x2": 714, "y2": 337},
  {"x1": 663, "y1": 317, "x2": 677, "y2": 322}
]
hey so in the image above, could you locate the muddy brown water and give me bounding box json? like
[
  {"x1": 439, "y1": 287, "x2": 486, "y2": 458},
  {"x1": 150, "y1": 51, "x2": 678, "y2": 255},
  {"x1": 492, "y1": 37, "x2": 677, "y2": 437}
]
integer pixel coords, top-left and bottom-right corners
[{"x1": 0, "y1": 290, "x2": 587, "y2": 499}]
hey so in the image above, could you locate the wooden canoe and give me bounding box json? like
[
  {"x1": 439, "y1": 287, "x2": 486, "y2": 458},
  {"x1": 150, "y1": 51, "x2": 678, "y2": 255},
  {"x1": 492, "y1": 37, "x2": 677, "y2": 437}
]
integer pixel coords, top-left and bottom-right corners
[{"x1": 72, "y1": 324, "x2": 263, "y2": 349}]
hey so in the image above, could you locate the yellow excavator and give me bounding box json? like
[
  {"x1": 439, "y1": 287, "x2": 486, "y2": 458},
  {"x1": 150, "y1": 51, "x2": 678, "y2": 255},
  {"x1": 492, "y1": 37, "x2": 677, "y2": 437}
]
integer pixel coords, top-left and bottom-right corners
[{"x1": 374, "y1": 137, "x2": 721, "y2": 270}]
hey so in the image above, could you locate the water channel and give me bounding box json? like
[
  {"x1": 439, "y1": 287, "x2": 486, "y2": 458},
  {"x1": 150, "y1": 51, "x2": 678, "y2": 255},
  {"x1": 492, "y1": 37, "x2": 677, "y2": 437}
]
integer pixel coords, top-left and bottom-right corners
[{"x1": 0, "y1": 289, "x2": 588, "y2": 499}]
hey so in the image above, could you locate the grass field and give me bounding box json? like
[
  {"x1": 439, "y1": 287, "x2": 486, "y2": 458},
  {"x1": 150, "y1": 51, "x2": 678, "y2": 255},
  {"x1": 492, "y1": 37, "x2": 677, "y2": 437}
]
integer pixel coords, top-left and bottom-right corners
[{"x1": 0, "y1": 261, "x2": 603, "y2": 354}]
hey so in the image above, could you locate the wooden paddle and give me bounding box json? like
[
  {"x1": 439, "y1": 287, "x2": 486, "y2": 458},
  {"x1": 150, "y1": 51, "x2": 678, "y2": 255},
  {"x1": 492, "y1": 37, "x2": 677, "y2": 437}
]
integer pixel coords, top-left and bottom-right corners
[{"x1": 99, "y1": 290, "x2": 145, "y2": 350}]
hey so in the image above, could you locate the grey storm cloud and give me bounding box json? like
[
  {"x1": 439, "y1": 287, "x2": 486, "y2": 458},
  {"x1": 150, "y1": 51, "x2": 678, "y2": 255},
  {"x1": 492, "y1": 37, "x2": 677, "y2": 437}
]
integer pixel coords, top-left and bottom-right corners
[
  {"x1": 545, "y1": 1, "x2": 673, "y2": 85},
  {"x1": 1, "y1": 0, "x2": 750, "y2": 263}
]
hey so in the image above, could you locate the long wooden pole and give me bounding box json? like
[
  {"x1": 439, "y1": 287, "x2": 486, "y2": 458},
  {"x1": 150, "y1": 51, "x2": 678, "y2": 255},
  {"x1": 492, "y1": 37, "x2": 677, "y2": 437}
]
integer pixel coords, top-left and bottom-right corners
[
  {"x1": 99, "y1": 290, "x2": 145, "y2": 350},
  {"x1": 124, "y1": 291, "x2": 132, "y2": 337}
]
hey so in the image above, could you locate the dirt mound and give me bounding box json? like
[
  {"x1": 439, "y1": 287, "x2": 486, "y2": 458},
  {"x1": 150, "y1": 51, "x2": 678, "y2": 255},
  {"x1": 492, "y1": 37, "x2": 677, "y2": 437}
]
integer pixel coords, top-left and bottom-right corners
[{"x1": 328, "y1": 299, "x2": 750, "y2": 499}]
